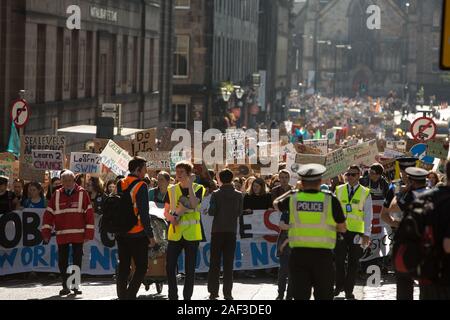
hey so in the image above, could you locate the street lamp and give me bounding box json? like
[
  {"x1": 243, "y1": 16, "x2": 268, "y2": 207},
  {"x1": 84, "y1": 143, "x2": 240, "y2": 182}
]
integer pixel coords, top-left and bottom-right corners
[{"x1": 333, "y1": 44, "x2": 352, "y2": 96}]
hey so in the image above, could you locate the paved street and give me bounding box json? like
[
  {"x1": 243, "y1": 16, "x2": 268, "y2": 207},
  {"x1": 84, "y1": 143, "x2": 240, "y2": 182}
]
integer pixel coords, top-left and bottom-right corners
[{"x1": 0, "y1": 273, "x2": 420, "y2": 301}]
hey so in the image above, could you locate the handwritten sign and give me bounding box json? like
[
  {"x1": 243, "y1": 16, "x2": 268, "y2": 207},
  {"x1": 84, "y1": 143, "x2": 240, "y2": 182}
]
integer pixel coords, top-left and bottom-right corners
[
  {"x1": 20, "y1": 136, "x2": 65, "y2": 182},
  {"x1": 70, "y1": 153, "x2": 102, "y2": 174},
  {"x1": 344, "y1": 140, "x2": 379, "y2": 167},
  {"x1": 140, "y1": 151, "x2": 171, "y2": 170},
  {"x1": 426, "y1": 140, "x2": 449, "y2": 160},
  {"x1": 100, "y1": 140, "x2": 132, "y2": 176},
  {"x1": 93, "y1": 139, "x2": 132, "y2": 155},
  {"x1": 131, "y1": 129, "x2": 156, "y2": 156},
  {"x1": 303, "y1": 139, "x2": 328, "y2": 155},
  {"x1": 31, "y1": 150, "x2": 64, "y2": 171},
  {"x1": 323, "y1": 148, "x2": 347, "y2": 179}
]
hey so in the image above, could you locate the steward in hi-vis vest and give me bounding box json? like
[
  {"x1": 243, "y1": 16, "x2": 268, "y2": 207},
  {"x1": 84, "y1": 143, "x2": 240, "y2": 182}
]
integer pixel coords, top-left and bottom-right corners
[
  {"x1": 274, "y1": 164, "x2": 346, "y2": 300},
  {"x1": 334, "y1": 165, "x2": 373, "y2": 300},
  {"x1": 164, "y1": 161, "x2": 206, "y2": 301}
]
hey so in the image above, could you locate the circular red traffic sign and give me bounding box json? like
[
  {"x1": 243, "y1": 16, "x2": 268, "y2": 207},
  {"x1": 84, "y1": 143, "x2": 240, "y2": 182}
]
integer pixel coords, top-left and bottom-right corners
[
  {"x1": 410, "y1": 117, "x2": 437, "y2": 142},
  {"x1": 10, "y1": 99, "x2": 30, "y2": 128}
]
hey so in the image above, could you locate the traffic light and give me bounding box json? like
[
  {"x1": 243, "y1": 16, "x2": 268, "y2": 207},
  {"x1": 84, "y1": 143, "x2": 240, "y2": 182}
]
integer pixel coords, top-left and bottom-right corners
[{"x1": 442, "y1": 0, "x2": 450, "y2": 69}]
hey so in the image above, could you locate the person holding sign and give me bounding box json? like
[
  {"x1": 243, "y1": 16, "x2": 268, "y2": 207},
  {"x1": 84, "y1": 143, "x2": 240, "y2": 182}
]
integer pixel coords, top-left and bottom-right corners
[
  {"x1": 164, "y1": 161, "x2": 206, "y2": 301},
  {"x1": 274, "y1": 164, "x2": 347, "y2": 300},
  {"x1": 335, "y1": 165, "x2": 373, "y2": 300},
  {"x1": 41, "y1": 170, "x2": 94, "y2": 296}
]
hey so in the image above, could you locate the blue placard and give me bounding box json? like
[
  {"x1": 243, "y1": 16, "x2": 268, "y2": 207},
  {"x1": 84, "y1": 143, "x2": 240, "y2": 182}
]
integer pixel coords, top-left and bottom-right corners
[{"x1": 410, "y1": 144, "x2": 435, "y2": 164}]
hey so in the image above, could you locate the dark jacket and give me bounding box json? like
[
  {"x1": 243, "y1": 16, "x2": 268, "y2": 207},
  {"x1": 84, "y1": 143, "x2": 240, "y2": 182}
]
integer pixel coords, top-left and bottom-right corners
[
  {"x1": 208, "y1": 184, "x2": 243, "y2": 234},
  {"x1": 243, "y1": 193, "x2": 273, "y2": 211}
]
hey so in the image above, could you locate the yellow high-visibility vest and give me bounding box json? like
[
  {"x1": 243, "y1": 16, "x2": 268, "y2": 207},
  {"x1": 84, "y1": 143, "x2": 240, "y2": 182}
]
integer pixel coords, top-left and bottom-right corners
[
  {"x1": 288, "y1": 192, "x2": 337, "y2": 250},
  {"x1": 168, "y1": 183, "x2": 205, "y2": 241},
  {"x1": 336, "y1": 184, "x2": 370, "y2": 234}
]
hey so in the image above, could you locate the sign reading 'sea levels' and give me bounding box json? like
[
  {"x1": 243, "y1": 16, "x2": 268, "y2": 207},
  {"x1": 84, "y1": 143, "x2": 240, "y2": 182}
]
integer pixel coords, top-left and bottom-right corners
[{"x1": 90, "y1": 6, "x2": 118, "y2": 22}]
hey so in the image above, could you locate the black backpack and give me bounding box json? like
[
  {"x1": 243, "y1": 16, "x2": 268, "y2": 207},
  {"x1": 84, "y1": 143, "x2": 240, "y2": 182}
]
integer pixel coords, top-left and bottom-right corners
[
  {"x1": 393, "y1": 192, "x2": 450, "y2": 282},
  {"x1": 100, "y1": 179, "x2": 141, "y2": 234}
]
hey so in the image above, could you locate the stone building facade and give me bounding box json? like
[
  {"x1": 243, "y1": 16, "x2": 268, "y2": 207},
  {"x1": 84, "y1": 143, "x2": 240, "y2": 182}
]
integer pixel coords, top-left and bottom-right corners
[
  {"x1": 172, "y1": 0, "x2": 259, "y2": 130},
  {"x1": 292, "y1": 0, "x2": 449, "y2": 100},
  {"x1": 0, "y1": 0, "x2": 174, "y2": 150}
]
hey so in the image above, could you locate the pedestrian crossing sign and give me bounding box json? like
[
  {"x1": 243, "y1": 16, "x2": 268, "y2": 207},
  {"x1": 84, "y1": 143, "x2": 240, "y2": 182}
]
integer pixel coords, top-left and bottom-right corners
[{"x1": 442, "y1": 0, "x2": 450, "y2": 69}]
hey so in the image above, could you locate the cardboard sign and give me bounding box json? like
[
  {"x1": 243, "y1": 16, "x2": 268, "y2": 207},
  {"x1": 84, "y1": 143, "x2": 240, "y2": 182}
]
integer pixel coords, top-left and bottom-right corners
[
  {"x1": 295, "y1": 153, "x2": 326, "y2": 166},
  {"x1": 0, "y1": 153, "x2": 19, "y2": 184},
  {"x1": 140, "y1": 151, "x2": 171, "y2": 170},
  {"x1": 386, "y1": 140, "x2": 407, "y2": 152},
  {"x1": 20, "y1": 136, "x2": 65, "y2": 182},
  {"x1": 426, "y1": 140, "x2": 450, "y2": 160},
  {"x1": 70, "y1": 153, "x2": 102, "y2": 175},
  {"x1": 100, "y1": 140, "x2": 132, "y2": 176},
  {"x1": 131, "y1": 129, "x2": 156, "y2": 156},
  {"x1": 31, "y1": 150, "x2": 64, "y2": 171},
  {"x1": 323, "y1": 148, "x2": 348, "y2": 179},
  {"x1": 303, "y1": 139, "x2": 328, "y2": 155},
  {"x1": 344, "y1": 140, "x2": 379, "y2": 168}
]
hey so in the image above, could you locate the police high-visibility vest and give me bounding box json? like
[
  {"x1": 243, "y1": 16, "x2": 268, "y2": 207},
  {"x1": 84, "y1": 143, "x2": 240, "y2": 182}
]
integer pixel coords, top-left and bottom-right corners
[
  {"x1": 168, "y1": 183, "x2": 205, "y2": 241},
  {"x1": 120, "y1": 177, "x2": 146, "y2": 234},
  {"x1": 288, "y1": 192, "x2": 337, "y2": 250},
  {"x1": 336, "y1": 184, "x2": 370, "y2": 234}
]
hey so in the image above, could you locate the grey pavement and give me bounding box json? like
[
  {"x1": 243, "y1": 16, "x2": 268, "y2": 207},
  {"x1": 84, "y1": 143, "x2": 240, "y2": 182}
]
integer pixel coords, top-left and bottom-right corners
[{"x1": 0, "y1": 272, "x2": 420, "y2": 301}]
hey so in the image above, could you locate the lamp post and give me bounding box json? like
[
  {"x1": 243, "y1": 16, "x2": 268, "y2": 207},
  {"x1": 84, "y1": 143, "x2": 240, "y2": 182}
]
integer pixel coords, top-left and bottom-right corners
[{"x1": 333, "y1": 45, "x2": 352, "y2": 97}]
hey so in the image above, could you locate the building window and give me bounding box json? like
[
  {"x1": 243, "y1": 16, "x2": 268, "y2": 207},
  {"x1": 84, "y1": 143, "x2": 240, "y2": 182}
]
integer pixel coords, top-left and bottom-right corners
[
  {"x1": 70, "y1": 30, "x2": 79, "y2": 100},
  {"x1": 175, "y1": 0, "x2": 190, "y2": 9},
  {"x1": 133, "y1": 36, "x2": 138, "y2": 93},
  {"x1": 86, "y1": 31, "x2": 93, "y2": 98},
  {"x1": 172, "y1": 103, "x2": 188, "y2": 128},
  {"x1": 122, "y1": 35, "x2": 128, "y2": 89},
  {"x1": 149, "y1": 38, "x2": 155, "y2": 92},
  {"x1": 55, "y1": 27, "x2": 64, "y2": 101},
  {"x1": 174, "y1": 35, "x2": 189, "y2": 77},
  {"x1": 36, "y1": 24, "x2": 46, "y2": 104}
]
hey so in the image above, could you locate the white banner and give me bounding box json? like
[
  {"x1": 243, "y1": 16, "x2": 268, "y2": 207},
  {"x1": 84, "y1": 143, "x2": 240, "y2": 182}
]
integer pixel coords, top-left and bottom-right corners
[{"x1": 0, "y1": 209, "x2": 284, "y2": 275}]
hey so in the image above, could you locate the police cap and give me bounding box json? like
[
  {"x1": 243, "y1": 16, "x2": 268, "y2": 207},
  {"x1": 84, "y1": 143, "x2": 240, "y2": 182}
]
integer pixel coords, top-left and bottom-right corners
[
  {"x1": 297, "y1": 164, "x2": 327, "y2": 182},
  {"x1": 397, "y1": 157, "x2": 418, "y2": 170},
  {"x1": 405, "y1": 167, "x2": 428, "y2": 181}
]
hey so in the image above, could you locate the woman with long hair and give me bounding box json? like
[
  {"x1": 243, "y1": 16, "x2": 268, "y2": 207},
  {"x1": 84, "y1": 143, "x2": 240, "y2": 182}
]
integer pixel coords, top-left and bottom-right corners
[
  {"x1": 23, "y1": 182, "x2": 47, "y2": 209},
  {"x1": 46, "y1": 177, "x2": 62, "y2": 201},
  {"x1": 86, "y1": 177, "x2": 106, "y2": 215},
  {"x1": 104, "y1": 180, "x2": 117, "y2": 196}
]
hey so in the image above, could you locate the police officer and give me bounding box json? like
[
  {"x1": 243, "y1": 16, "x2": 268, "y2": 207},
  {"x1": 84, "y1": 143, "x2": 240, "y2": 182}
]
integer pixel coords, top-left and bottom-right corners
[
  {"x1": 274, "y1": 164, "x2": 347, "y2": 300},
  {"x1": 383, "y1": 164, "x2": 429, "y2": 300},
  {"x1": 335, "y1": 165, "x2": 373, "y2": 300},
  {"x1": 416, "y1": 161, "x2": 450, "y2": 300}
]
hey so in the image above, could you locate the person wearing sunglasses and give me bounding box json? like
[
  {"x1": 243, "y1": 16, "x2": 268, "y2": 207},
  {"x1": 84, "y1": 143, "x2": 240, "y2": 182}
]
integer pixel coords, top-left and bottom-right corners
[
  {"x1": 274, "y1": 164, "x2": 347, "y2": 300},
  {"x1": 335, "y1": 165, "x2": 373, "y2": 300}
]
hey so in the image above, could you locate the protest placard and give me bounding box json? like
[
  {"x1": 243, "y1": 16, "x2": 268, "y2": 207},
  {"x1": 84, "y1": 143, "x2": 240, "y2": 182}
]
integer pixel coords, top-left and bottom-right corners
[
  {"x1": 31, "y1": 150, "x2": 64, "y2": 171},
  {"x1": 386, "y1": 140, "x2": 407, "y2": 152},
  {"x1": 70, "y1": 152, "x2": 102, "y2": 175},
  {"x1": 0, "y1": 153, "x2": 19, "y2": 184},
  {"x1": 131, "y1": 129, "x2": 156, "y2": 156},
  {"x1": 323, "y1": 148, "x2": 348, "y2": 179},
  {"x1": 20, "y1": 136, "x2": 65, "y2": 182},
  {"x1": 426, "y1": 140, "x2": 449, "y2": 160},
  {"x1": 303, "y1": 139, "x2": 328, "y2": 154},
  {"x1": 93, "y1": 139, "x2": 132, "y2": 155},
  {"x1": 295, "y1": 153, "x2": 326, "y2": 165},
  {"x1": 140, "y1": 151, "x2": 171, "y2": 170},
  {"x1": 344, "y1": 140, "x2": 379, "y2": 168},
  {"x1": 100, "y1": 140, "x2": 132, "y2": 176}
]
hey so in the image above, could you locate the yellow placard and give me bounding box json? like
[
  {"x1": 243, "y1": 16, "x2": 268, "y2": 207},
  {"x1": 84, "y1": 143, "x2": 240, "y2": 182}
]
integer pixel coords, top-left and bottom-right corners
[{"x1": 442, "y1": 0, "x2": 450, "y2": 69}]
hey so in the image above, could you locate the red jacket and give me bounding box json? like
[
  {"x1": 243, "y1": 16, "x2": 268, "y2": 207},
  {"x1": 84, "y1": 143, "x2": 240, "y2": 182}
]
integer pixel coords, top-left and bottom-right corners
[{"x1": 41, "y1": 184, "x2": 95, "y2": 245}]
